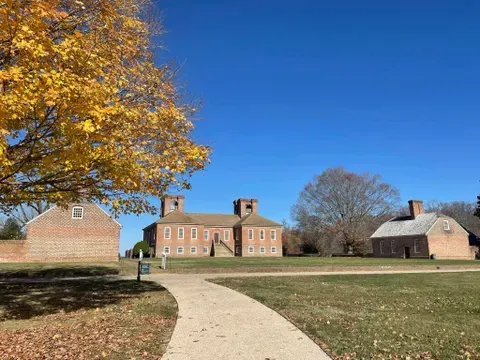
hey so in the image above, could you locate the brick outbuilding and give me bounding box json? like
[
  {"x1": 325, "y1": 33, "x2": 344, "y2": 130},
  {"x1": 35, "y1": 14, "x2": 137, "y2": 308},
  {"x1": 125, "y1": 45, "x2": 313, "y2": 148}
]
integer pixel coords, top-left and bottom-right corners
[
  {"x1": 0, "y1": 203, "x2": 121, "y2": 262},
  {"x1": 371, "y1": 200, "x2": 477, "y2": 260}
]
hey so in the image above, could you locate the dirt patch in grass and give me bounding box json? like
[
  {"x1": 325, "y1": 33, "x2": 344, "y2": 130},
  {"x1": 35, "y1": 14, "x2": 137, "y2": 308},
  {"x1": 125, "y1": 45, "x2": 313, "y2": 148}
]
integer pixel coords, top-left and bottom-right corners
[
  {"x1": 212, "y1": 273, "x2": 480, "y2": 359},
  {"x1": 0, "y1": 279, "x2": 177, "y2": 359}
]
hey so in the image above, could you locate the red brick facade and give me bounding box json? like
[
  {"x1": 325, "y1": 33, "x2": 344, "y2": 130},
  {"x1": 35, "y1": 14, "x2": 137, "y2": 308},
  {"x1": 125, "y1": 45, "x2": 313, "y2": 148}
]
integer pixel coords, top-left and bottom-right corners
[
  {"x1": 144, "y1": 195, "x2": 282, "y2": 257},
  {"x1": 0, "y1": 203, "x2": 121, "y2": 263},
  {"x1": 372, "y1": 200, "x2": 477, "y2": 260}
]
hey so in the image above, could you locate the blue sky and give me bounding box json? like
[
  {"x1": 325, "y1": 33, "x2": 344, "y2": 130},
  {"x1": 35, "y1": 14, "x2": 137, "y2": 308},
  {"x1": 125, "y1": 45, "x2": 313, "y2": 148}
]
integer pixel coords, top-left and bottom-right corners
[{"x1": 118, "y1": 0, "x2": 480, "y2": 252}]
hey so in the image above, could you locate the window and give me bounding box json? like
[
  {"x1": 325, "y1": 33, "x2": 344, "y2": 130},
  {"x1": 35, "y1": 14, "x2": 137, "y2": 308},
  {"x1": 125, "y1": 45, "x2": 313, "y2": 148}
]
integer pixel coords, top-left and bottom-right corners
[
  {"x1": 177, "y1": 246, "x2": 184, "y2": 255},
  {"x1": 443, "y1": 220, "x2": 450, "y2": 231},
  {"x1": 164, "y1": 227, "x2": 171, "y2": 240},
  {"x1": 72, "y1": 206, "x2": 84, "y2": 219},
  {"x1": 191, "y1": 228, "x2": 198, "y2": 240},
  {"x1": 169, "y1": 201, "x2": 178, "y2": 212},
  {"x1": 270, "y1": 229, "x2": 276, "y2": 240},
  {"x1": 391, "y1": 239, "x2": 396, "y2": 253},
  {"x1": 224, "y1": 230, "x2": 230, "y2": 241},
  {"x1": 163, "y1": 246, "x2": 170, "y2": 255},
  {"x1": 271, "y1": 246, "x2": 277, "y2": 254},
  {"x1": 414, "y1": 239, "x2": 420, "y2": 253},
  {"x1": 235, "y1": 228, "x2": 240, "y2": 240},
  {"x1": 379, "y1": 240, "x2": 384, "y2": 254},
  {"x1": 204, "y1": 230, "x2": 209, "y2": 241},
  {"x1": 260, "y1": 246, "x2": 266, "y2": 254},
  {"x1": 203, "y1": 246, "x2": 209, "y2": 254},
  {"x1": 248, "y1": 246, "x2": 254, "y2": 254},
  {"x1": 260, "y1": 229, "x2": 265, "y2": 240},
  {"x1": 190, "y1": 246, "x2": 197, "y2": 255},
  {"x1": 248, "y1": 229, "x2": 253, "y2": 240},
  {"x1": 178, "y1": 227, "x2": 184, "y2": 239},
  {"x1": 246, "y1": 204, "x2": 252, "y2": 214}
]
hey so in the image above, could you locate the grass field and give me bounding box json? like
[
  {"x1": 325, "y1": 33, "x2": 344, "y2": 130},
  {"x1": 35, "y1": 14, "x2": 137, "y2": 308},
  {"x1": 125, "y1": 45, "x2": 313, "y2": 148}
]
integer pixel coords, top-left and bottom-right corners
[
  {"x1": 0, "y1": 257, "x2": 479, "y2": 278},
  {"x1": 212, "y1": 273, "x2": 480, "y2": 359},
  {"x1": 0, "y1": 278, "x2": 177, "y2": 359}
]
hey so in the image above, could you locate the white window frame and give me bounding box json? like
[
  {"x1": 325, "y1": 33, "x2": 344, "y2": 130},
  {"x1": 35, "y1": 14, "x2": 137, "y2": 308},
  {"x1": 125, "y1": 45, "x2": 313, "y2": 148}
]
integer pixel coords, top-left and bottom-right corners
[
  {"x1": 414, "y1": 239, "x2": 420, "y2": 253},
  {"x1": 443, "y1": 220, "x2": 450, "y2": 231},
  {"x1": 271, "y1": 246, "x2": 277, "y2": 254},
  {"x1": 248, "y1": 246, "x2": 254, "y2": 254},
  {"x1": 224, "y1": 230, "x2": 230, "y2": 241},
  {"x1": 177, "y1": 246, "x2": 184, "y2": 255},
  {"x1": 260, "y1": 246, "x2": 266, "y2": 254},
  {"x1": 391, "y1": 239, "x2": 396, "y2": 254},
  {"x1": 190, "y1": 246, "x2": 197, "y2": 255},
  {"x1": 203, "y1": 230, "x2": 209, "y2": 241},
  {"x1": 163, "y1": 246, "x2": 170, "y2": 255},
  {"x1": 270, "y1": 229, "x2": 276, "y2": 240},
  {"x1": 260, "y1": 229, "x2": 265, "y2": 240},
  {"x1": 178, "y1": 227, "x2": 184, "y2": 240},
  {"x1": 72, "y1": 206, "x2": 84, "y2": 219},
  {"x1": 191, "y1": 227, "x2": 198, "y2": 240},
  {"x1": 379, "y1": 240, "x2": 384, "y2": 254},
  {"x1": 248, "y1": 229, "x2": 254, "y2": 240},
  {"x1": 164, "y1": 227, "x2": 171, "y2": 240},
  {"x1": 203, "y1": 246, "x2": 209, "y2": 254}
]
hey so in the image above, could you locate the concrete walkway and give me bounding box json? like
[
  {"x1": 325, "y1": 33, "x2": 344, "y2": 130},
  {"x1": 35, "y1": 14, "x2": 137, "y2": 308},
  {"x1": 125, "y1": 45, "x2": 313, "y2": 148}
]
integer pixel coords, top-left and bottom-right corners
[
  {"x1": 149, "y1": 268, "x2": 480, "y2": 360},
  {"x1": 150, "y1": 273, "x2": 331, "y2": 360}
]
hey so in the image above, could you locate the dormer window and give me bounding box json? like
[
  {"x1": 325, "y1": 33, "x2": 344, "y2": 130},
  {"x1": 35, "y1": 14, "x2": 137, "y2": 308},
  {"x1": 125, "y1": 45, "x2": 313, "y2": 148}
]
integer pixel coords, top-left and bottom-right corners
[
  {"x1": 72, "y1": 206, "x2": 84, "y2": 219},
  {"x1": 443, "y1": 220, "x2": 450, "y2": 231},
  {"x1": 246, "y1": 204, "x2": 252, "y2": 214}
]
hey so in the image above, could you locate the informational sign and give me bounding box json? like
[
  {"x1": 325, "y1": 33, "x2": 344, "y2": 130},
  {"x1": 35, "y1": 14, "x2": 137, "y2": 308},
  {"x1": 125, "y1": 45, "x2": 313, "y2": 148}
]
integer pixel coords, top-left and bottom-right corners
[{"x1": 139, "y1": 263, "x2": 150, "y2": 275}]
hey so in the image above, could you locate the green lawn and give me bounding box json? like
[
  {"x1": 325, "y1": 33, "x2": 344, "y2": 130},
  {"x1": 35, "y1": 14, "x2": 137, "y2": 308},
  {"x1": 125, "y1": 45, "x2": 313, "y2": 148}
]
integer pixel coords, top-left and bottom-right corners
[
  {"x1": 160, "y1": 256, "x2": 480, "y2": 272},
  {"x1": 0, "y1": 278, "x2": 177, "y2": 359},
  {"x1": 212, "y1": 273, "x2": 480, "y2": 359},
  {"x1": 0, "y1": 257, "x2": 479, "y2": 278}
]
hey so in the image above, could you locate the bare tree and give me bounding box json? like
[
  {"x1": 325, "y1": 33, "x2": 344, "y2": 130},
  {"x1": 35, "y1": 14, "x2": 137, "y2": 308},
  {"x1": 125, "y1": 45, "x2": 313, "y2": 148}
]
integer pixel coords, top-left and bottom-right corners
[
  {"x1": 12, "y1": 202, "x2": 51, "y2": 227},
  {"x1": 425, "y1": 201, "x2": 480, "y2": 235},
  {"x1": 292, "y1": 167, "x2": 400, "y2": 254}
]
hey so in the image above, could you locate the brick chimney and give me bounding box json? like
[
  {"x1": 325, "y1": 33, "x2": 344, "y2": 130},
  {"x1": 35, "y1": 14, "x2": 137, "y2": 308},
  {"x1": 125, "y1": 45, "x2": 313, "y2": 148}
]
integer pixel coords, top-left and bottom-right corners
[
  {"x1": 161, "y1": 195, "x2": 185, "y2": 217},
  {"x1": 408, "y1": 200, "x2": 424, "y2": 219},
  {"x1": 233, "y1": 198, "x2": 258, "y2": 218}
]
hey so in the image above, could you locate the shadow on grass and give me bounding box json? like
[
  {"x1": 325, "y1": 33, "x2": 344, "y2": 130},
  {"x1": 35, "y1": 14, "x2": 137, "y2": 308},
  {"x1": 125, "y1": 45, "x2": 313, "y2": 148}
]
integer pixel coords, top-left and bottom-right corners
[
  {"x1": 0, "y1": 279, "x2": 164, "y2": 321},
  {"x1": 0, "y1": 266, "x2": 119, "y2": 279}
]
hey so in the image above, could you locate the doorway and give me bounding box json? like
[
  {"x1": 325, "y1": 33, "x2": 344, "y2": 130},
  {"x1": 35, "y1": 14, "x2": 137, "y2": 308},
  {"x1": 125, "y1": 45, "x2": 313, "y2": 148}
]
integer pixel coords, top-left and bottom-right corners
[
  {"x1": 214, "y1": 232, "x2": 220, "y2": 244},
  {"x1": 404, "y1": 246, "x2": 411, "y2": 259}
]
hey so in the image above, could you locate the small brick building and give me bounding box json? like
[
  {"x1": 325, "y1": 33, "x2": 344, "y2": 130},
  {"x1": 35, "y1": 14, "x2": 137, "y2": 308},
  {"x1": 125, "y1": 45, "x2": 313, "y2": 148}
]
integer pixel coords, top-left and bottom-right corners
[
  {"x1": 371, "y1": 200, "x2": 477, "y2": 260},
  {"x1": 0, "y1": 203, "x2": 121, "y2": 262},
  {"x1": 143, "y1": 195, "x2": 282, "y2": 257}
]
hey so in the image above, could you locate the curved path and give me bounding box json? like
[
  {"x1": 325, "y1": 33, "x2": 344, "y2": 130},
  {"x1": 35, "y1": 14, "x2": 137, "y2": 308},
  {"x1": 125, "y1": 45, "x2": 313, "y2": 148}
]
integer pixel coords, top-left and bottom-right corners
[
  {"x1": 150, "y1": 269, "x2": 480, "y2": 360},
  {"x1": 151, "y1": 274, "x2": 330, "y2": 360}
]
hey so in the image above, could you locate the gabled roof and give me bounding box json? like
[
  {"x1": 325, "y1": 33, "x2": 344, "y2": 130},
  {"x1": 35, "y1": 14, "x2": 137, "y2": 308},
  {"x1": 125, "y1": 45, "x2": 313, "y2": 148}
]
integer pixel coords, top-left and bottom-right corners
[
  {"x1": 187, "y1": 213, "x2": 240, "y2": 227},
  {"x1": 152, "y1": 211, "x2": 281, "y2": 228},
  {"x1": 234, "y1": 213, "x2": 282, "y2": 227},
  {"x1": 371, "y1": 213, "x2": 440, "y2": 238},
  {"x1": 155, "y1": 211, "x2": 202, "y2": 225},
  {"x1": 26, "y1": 203, "x2": 122, "y2": 227}
]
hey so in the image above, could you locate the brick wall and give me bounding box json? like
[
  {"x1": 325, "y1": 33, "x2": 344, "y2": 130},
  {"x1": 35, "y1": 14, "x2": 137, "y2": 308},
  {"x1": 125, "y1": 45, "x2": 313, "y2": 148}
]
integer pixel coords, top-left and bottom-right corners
[
  {"x1": 427, "y1": 217, "x2": 475, "y2": 260},
  {"x1": 0, "y1": 240, "x2": 26, "y2": 262},
  {"x1": 155, "y1": 224, "x2": 210, "y2": 257},
  {"x1": 239, "y1": 226, "x2": 282, "y2": 257},
  {"x1": 372, "y1": 236, "x2": 429, "y2": 258},
  {"x1": 26, "y1": 203, "x2": 120, "y2": 262}
]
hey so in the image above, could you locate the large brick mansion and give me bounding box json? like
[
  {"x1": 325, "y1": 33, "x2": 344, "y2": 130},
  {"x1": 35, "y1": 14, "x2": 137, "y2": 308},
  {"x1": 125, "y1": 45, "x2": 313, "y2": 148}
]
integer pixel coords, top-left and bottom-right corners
[{"x1": 143, "y1": 195, "x2": 282, "y2": 257}]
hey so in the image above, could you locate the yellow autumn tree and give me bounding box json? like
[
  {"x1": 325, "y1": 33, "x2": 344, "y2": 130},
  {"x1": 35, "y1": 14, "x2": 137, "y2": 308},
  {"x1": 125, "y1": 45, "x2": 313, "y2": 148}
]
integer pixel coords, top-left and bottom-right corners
[{"x1": 0, "y1": 0, "x2": 210, "y2": 215}]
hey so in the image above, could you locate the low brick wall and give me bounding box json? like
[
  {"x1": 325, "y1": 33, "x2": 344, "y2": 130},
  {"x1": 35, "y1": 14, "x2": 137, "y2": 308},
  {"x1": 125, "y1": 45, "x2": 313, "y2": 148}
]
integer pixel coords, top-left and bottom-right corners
[{"x1": 0, "y1": 240, "x2": 27, "y2": 262}]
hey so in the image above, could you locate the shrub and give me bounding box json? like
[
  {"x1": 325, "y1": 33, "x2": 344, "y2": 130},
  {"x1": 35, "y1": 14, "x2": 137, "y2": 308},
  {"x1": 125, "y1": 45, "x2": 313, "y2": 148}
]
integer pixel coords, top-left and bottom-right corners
[{"x1": 133, "y1": 241, "x2": 150, "y2": 257}]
